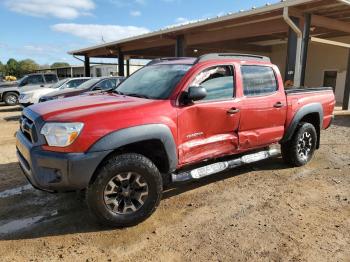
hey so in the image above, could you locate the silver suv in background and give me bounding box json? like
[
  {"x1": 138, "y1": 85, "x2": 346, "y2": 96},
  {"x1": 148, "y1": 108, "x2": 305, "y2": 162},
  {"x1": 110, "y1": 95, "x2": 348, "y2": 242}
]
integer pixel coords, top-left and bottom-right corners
[
  {"x1": 0, "y1": 73, "x2": 58, "y2": 106},
  {"x1": 19, "y1": 77, "x2": 90, "y2": 107}
]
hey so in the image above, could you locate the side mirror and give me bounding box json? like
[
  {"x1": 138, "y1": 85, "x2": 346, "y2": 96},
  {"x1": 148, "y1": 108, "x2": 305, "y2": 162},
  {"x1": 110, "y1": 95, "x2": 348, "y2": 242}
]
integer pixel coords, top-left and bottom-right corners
[{"x1": 187, "y1": 86, "x2": 207, "y2": 101}]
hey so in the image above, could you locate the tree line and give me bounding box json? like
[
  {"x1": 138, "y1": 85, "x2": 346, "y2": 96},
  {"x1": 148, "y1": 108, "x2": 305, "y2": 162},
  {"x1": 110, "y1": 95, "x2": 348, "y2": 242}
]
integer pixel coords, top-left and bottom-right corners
[{"x1": 0, "y1": 58, "x2": 70, "y2": 78}]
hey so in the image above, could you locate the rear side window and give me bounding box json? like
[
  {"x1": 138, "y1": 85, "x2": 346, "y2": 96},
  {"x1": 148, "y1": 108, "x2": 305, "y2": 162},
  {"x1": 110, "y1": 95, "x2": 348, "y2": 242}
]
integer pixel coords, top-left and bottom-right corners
[
  {"x1": 44, "y1": 74, "x2": 58, "y2": 83},
  {"x1": 191, "y1": 65, "x2": 234, "y2": 101},
  {"x1": 241, "y1": 66, "x2": 278, "y2": 96}
]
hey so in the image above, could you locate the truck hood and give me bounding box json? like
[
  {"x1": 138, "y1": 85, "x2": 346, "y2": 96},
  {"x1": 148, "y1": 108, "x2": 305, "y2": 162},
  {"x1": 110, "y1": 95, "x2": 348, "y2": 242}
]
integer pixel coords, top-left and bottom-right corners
[
  {"x1": 29, "y1": 92, "x2": 156, "y2": 121},
  {"x1": 0, "y1": 81, "x2": 18, "y2": 88}
]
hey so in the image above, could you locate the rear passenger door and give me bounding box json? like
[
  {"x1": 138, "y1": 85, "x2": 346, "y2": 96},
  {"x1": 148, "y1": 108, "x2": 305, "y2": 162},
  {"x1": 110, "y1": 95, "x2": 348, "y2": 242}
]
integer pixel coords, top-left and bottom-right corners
[{"x1": 238, "y1": 65, "x2": 287, "y2": 149}]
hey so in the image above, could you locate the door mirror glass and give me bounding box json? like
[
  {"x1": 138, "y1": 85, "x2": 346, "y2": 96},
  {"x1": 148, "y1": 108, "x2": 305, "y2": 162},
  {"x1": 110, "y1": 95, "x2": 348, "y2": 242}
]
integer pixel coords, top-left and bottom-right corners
[{"x1": 187, "y1": 86, "x2": 207, "y2": 101}]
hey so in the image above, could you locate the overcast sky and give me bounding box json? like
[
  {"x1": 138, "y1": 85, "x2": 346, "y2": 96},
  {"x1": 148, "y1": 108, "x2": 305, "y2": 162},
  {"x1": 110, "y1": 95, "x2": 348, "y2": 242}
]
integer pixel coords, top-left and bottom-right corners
[{"x1": 0, "y1": 0, "x2": 279, "y2": 65}]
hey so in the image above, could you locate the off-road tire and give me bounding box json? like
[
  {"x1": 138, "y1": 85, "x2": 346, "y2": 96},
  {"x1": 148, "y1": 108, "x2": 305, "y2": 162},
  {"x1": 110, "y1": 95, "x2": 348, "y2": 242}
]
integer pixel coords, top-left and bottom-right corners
[
  {"x1": 86, "y1": 153, "x2": 163, "y2": 227},
  {"x1": 3, "y1": 92, "x2": 18, "y2": 106},
  {"x1": 281, "y1": 122, "x2": 317, "y2": 167}
]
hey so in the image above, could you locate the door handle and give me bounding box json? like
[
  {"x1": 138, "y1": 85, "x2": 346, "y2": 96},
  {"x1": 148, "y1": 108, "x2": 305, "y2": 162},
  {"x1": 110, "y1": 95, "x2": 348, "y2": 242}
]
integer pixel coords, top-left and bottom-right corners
[
  {"x1": 274, "y1": 102, "x2": 284, "y2": 108},
  {"x1": 227, "y1": 108, "x2": 240, "y2": 115}
]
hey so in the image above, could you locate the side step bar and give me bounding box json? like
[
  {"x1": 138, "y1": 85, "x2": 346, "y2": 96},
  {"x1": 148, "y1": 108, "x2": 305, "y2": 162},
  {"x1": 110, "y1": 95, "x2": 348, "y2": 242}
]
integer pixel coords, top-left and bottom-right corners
[{"x1": 171, "y1": 148, "x2": 280, "y2": 182}]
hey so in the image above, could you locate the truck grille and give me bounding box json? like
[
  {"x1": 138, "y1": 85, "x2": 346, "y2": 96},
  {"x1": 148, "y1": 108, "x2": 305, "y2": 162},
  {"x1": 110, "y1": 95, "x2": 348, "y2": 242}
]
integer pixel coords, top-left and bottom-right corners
[{"x1": 19, "y1": 115, "x2": 38, "y2": 143}]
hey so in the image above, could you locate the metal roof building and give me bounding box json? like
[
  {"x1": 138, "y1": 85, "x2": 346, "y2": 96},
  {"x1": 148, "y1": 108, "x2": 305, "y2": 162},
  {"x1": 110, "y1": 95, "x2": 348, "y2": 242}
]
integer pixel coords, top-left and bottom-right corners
[{"x1": 69, "y1": 0, "x2": 350, "y2": 109}]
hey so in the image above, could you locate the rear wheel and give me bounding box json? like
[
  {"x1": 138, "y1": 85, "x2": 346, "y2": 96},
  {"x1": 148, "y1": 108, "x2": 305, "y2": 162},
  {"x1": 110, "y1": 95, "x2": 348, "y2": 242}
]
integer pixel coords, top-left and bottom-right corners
[
  {"x1": 4, "y1": 92, "x2": 18, "y2": 106},
  {"x1": 86, "y1": 153, "x2": 162, "y2": 227},
  {"x1": 281, "y1": 122, "x2": 317, "y2": 167}
]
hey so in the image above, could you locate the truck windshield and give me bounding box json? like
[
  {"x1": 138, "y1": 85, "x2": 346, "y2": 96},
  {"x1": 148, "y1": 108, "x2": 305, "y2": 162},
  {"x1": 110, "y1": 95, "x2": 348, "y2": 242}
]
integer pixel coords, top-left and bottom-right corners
[
  {"x1": 18, "y1": 76, "x2": 27, "y2": 86},
  {"x1": 77, "y1": 78, "x2": 102, "y2": 90},
  {"x1": 49, "y1": 79, "x2": 68, "y2": 89},
  {"x1": 116, "y1": 64, "x2": 191, "y2": 99}
]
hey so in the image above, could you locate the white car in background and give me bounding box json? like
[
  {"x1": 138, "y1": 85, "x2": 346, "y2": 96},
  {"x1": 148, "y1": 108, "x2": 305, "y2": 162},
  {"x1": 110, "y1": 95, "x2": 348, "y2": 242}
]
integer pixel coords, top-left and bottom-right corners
[{"x1": 19, "y1": 77, "x2": 90, "y2": 106}]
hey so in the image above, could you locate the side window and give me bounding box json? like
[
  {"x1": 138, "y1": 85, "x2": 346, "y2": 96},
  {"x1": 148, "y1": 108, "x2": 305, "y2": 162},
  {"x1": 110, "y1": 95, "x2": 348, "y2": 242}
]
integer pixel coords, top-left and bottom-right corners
[
  {"x1": 26, "y1": 75, "x2": 44, "y2": 85},
  {"x1": 241, "y1": 66, "x2": 278, "y2": 96},
  {"x1": 191, "y1": 65, "x2": 234, "y2": 101},
  {"x1": 44, "y1": 74, "x2": 57, "y2": 83}
]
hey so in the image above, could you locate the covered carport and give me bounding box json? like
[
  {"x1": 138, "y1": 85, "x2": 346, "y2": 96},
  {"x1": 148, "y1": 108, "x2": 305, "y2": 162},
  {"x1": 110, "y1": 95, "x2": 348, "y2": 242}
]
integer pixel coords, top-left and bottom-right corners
[{"x1": 69, "y1": 0, "x2": 350, "y2": 110}]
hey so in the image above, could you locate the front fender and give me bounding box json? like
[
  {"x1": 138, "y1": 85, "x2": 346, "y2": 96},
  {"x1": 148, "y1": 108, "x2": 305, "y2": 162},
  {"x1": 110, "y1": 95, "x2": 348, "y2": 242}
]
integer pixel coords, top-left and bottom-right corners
[{"x1": 88, "y1": 124, "x2": 178, "y2": 172}]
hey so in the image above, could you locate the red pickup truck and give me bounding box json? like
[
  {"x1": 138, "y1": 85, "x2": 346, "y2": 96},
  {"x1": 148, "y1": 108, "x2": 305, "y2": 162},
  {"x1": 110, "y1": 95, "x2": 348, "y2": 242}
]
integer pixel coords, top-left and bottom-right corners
[{"x1": 16, "y1": 54, "x2": 335, "y2": 227}]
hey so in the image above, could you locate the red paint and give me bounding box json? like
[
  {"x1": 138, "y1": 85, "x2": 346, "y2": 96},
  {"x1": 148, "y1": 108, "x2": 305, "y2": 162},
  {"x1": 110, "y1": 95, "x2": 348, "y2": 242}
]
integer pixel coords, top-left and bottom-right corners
[{"x1": 31, "y1": 58, "x2": 335, "y2": 169}]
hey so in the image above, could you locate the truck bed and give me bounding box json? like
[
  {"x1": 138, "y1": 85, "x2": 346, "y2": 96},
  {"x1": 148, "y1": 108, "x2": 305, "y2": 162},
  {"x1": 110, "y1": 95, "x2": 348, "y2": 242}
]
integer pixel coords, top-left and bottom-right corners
[{"x1": 285, "y1": 87, "x2": 335, "y2": 132}]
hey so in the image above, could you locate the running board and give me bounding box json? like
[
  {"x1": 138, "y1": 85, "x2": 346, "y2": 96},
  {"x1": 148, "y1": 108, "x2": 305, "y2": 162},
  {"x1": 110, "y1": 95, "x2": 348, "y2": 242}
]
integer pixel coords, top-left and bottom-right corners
[{"x1": 171, "y1": 148, "x2": 280, "y2": 182}]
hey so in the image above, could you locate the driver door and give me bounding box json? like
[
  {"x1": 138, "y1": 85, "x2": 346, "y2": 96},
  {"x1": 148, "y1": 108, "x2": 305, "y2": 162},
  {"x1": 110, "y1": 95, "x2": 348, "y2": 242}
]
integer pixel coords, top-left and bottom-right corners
[{"x1": 177, "y1": 65, "x2": 241, "y2": 166}]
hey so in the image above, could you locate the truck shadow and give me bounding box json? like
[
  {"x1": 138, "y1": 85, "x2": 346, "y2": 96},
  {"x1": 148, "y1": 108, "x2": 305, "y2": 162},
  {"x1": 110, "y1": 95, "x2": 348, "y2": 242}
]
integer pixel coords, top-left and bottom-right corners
[
  {"x1": 0, "y1": 157, "x2": 289, "y2": 241},
  {"x1": 333, "y1": 115, "x2": 350, "y2": 128},
  {"x1": 3, "y1": 115, "x2": 21, "y2": 122},
  {"x1": 163, "y1": 157, "x2": 287, "y2": 199},
  {"x1": 0, "y1": 105, "x2": 22, "y2": 113}
]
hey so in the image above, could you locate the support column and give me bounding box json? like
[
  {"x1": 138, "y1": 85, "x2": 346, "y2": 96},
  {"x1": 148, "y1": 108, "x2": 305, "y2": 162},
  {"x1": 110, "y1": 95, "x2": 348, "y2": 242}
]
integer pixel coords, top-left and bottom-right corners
[
  {"x1": 285, "y1": 17, "x2": 300, "y2": 83},
  {"x1": 342, "y1": 50, "x2": 350, "y2": 110},
  {"x1": 300, "y1": 14, "x2": 311, "y2": 87},
  {"x1": 175, "y1": 35, "x2": 186, "y2": 57},
  {"x1": 118, "y1": 49, "x2": 125, "y2": 77},
  {"x1": 126, "y1": 59, "x2": 130, "y2": 77},
  {"x1": 84, "y1": 56, "x2": 90, "y2": 77}
]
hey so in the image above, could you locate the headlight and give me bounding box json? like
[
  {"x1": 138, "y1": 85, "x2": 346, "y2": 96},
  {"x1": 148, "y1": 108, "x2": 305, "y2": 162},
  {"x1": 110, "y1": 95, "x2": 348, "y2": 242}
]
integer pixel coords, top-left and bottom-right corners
[
  {"x1": 40, "y1": 122, "x2": 84, "y2": 147},
  {"x1": 21, "y1": 93, "x2": 33, "y2": 99}
]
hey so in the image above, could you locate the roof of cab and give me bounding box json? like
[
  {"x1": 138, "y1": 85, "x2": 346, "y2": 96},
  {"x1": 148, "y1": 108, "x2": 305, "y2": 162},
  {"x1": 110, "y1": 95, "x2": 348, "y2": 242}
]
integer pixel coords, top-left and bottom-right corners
[{"x1": 147, "y1": 53, "x2": 271, "y2": 66}]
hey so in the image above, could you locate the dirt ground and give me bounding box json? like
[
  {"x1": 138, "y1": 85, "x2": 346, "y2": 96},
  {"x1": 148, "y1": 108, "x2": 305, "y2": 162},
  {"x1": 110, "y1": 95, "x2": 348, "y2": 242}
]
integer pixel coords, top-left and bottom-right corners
[{"x1": 0, "y1": 103, "x2": 349, "y2": 262}]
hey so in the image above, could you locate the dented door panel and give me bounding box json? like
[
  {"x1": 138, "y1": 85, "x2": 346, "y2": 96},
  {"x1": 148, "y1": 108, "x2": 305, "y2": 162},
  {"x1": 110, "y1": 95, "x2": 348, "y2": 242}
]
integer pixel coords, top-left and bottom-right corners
[{"x1": 177, "y1": 101, "x2": 240, "y2": 165}]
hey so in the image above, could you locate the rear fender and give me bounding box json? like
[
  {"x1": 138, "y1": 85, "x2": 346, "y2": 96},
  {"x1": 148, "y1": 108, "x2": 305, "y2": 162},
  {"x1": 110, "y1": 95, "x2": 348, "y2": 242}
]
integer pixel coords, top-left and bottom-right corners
[{"x1": 281, "y1": 103, "x2": 323, "y2": 146}]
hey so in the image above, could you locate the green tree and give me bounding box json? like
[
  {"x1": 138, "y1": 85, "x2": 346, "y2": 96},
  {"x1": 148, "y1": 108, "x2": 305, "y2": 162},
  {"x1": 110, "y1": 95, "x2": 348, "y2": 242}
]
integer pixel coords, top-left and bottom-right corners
[
  {"x1": 51, "y1": 62, "x2": 70, "y2": 69},
  {"x1": 18, "y1": 59, "x2": 39, "y2": 75},
  {"x1": 0, "y1": 61, "x2": 5, "y2": 77},
  {"x1": 6, "y1": 58, "x2": 19, "y2": 76}
]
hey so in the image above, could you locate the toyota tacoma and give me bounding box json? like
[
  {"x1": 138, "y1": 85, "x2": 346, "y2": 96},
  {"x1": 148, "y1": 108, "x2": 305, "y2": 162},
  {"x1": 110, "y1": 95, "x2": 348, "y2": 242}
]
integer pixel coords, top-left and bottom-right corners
[{"x1": 16, "y1": 54, "x2": 335, "y2": 227}]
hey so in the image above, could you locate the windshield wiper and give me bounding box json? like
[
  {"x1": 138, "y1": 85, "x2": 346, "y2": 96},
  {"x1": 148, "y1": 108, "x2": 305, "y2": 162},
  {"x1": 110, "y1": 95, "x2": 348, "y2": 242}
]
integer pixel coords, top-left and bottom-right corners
[
  {"x1": 113, "y1": 90, "x2": 125, "y2": 95},
  {"x1": 124, "y1": 93, "x2": 151, "y2": 99}
]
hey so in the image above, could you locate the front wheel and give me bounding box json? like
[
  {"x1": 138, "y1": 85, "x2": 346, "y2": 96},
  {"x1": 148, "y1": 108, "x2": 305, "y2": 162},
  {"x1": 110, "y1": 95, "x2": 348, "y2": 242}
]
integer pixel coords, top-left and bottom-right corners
[
  {"x1": 281, "y1": 122, "x2": 317, "y2": 167},
  {"x1": 3, "y1": 92, "x2": 19, "y2": 106},
  {"x1": 86, "y1": 153, "x2": 163, "y2": 227}
]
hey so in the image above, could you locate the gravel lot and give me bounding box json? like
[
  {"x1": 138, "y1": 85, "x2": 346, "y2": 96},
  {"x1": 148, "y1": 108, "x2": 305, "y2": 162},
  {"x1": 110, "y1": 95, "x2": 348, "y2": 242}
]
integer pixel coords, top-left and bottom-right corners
[{"x1": 0, "y1": 104, "x2": 349, "y2": 262}]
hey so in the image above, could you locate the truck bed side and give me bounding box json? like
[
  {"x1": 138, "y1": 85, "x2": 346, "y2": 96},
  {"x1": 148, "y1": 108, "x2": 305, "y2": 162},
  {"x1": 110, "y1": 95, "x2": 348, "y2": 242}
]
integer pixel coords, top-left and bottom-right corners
[{"x1": 285, "y1": 87, "x2": 335, "y2": 133}]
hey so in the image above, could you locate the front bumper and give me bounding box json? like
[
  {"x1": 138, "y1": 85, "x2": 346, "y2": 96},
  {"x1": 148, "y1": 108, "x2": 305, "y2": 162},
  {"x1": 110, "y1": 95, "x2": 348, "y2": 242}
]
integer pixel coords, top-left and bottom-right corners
[
  {"x1": 325, "y1": 115, "x2": 335, "y2": 129},
  {"x1": 19, "y1": 95, "x2": 33, "y2": 104},
  {"x1": 16, "y1": 131, "x2": 112, "y2": 192}
]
